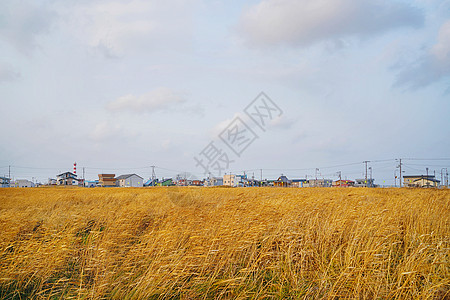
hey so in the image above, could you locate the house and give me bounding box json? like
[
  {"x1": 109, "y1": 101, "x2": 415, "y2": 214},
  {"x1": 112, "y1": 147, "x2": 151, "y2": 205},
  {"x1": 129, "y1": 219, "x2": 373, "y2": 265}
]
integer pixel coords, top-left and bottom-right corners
[
  {"x1": 223, "y1": 174, "x2": 236, "y2": 187},
  {"x1": 354, "y1": 178, "x2": 375, "y2": 187},
  {"x1": 0, "y1": 177, "x2": 10, "y2": 187},
  {"x1": 245, "y1": 179, "x2": 261, "y2": 187},
  {"x1": 291, "y1": 179, "x2": 307, "y2": 187},
  {"x1": 57, "y1": 172, "x2": 79, "y2": 186},
  {"x1": 84, "y1": 180, "x2": 98, "y2": 188},
  {"x1": 403, "y1": 175, "x2": 440, "y2": 188},
  {"x1": 223, "y1": 174, "x2": 247, "y2": 187},
  {"x1": 47, "y1": 178, "x2": 57, "y2": 185},
  {"x1": 274, "y1": 175, "x2": 291, "y2": 187},
  {"x1": 259, "y1": 180, "x2": 272, "y2": 187},
  {"x1": 176, "y1": 179, "x2": 193, "y2": 186},
  {"x1": 236, "y1": 175, "x2": 247, "y2": 187},
  {"x1": 204, "y1": 177, "x2": 223, "y2": 186},
  {"x1": 157, "y1": 178, "x2": 173, "y2": 186},
  {"x1": 332, "y1": 180, "x2": 355, "y2": 187},
  {"x1": 305, "y1": 179, "x2": 333, "y2": 187},
  {"x1": 191, "y1": 180, "x2": 204, "y2": 186},
  {"x1": 144, "y1": 179, "x2": 158, "y2": 187},
  {"x1": 116, "y1": 174, "x2": 144, "y2": 187},
  {"x1": 98, "y1": 174, "x2": 116, "y2": 187},
  {"x1": 15, "y1": 179, "x2": 35, "y2": 188}
]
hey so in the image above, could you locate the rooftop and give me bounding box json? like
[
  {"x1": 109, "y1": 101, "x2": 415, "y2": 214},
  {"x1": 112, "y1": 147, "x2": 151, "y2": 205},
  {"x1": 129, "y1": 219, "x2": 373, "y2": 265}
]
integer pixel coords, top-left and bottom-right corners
[
  {"x1": 116, "y1": 174, "x2": 143, "y2": 180},
  {"x1": 57, "y1": 172, "x2": 76, "y2": 177}
]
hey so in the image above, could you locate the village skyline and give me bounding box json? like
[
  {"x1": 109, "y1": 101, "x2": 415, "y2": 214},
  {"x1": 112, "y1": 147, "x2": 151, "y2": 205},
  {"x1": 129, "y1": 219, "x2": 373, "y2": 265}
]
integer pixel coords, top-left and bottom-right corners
[{"x1": 1, "y1": 157, "x2": 449, "y2": 188}]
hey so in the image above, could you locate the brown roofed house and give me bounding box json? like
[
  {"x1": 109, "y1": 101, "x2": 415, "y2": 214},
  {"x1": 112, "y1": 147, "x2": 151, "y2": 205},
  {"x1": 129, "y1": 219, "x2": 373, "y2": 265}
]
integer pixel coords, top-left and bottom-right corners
[{"x1": 98, "y1": 174, "x2": 116, "y2": 187}]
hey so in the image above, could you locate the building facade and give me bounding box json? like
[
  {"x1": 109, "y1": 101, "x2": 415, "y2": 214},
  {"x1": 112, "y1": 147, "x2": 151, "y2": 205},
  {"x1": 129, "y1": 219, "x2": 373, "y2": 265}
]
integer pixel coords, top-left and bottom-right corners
[
  {"x1": 15, "y1": 179, "x2": 35, "y2": 188},
  {"x1": 354, "y1": 178, "x2": 375, "y2": 187},
  {"x1": 116, "y1": 174, "x2": 144, "y2": 187},
  {"x1": 98, "y1": 174, "x2": 116, "y2": 187},
  {"x1": 332, "y1": 180, "x2": 355, "y2": 187},
  {"x1": 205, "y1": 177, "x2": 223, "y2": 186},
  {"x1": 223, "y1": 174, "x2": 247, "y2": 187},
  {"x1": 157, "y1": 178, "x2": 173, "y2": 186},
  {"x1": 223, "y1": 174, "x2": 236, "y2": 187},
  {"x1": 0, "y1": 177, "x2": 10, "y2": 187},
  {"x1": 274, "y1": 175, "x2": 291, "y2": 187},
  {"x1": 291, "y1": 179, "x2": 307, "y2": 187},
  {"x1": 57, "y1": 172, "x2": 79, "y2": 186},
  {"x1": 305, "y1": 179, "x2": 333, "y2": 187},
  {"x1": 403, "y1": 175, "x2": 440, "y2": 188}
]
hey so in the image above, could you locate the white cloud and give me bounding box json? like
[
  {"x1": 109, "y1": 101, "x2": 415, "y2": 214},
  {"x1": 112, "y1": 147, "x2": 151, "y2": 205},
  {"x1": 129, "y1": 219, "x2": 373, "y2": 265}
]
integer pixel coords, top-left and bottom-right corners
[
  {"x1": 396, "y1": 20, "x2": 450, "y2": 89},
  {"x1": 107, "y1": 87, "x2": 186, "y2": 113},
  {"x1": 238, "y1": 0, "x2": 423, "y2": 48},
  {"x1": 55, "y1": 0, "x2": 197, "y2": 58}
]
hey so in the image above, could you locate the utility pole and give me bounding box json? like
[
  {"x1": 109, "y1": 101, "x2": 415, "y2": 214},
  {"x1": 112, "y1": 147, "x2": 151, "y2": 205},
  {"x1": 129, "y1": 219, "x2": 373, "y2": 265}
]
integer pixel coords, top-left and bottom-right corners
[
  {"x1": 398, "y1": 159, "x2": 402, "y2": 187},
  {"x1": 426, "y1": 167, "x2": 429, "y2": 188},
  {"x1": 338, "y1": 171, "x2": 342, "y2": 187},
  {"x1": 445, "y1": 168, "x2": 448, "y2": 187},
  {"x1": 445, "y1": 168, "x2": 449, "y2": 187},
  {"x1": 369, "y1": 167, "x2": 372, "y2": 187},
  {"x1": 151, "y1": 166, "x2": 156, "y2": 186},
  {"x1": 363, "y1": 161, "x2": 369, "y2": 187},
  {"x1": 260, "y1": 169, "x2": 263, "y2": 181},
  {"x1": 8, "y1": 165, "x2": 10, "y2": 180},
  {"x1": 315, "y1": 168, "x2": 319, "y2": 187}
]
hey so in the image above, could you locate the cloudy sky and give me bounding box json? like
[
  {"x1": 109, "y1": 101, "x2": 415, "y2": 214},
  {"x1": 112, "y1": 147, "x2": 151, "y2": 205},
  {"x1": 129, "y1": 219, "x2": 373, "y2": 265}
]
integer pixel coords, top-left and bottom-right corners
[{"x1": 1, "y1": 0, "x2": 449, "y2": 184}]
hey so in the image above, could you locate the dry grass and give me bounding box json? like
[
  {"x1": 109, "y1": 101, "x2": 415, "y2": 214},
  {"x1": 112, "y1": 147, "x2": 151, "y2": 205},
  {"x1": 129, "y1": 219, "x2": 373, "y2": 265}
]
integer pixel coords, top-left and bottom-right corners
[{"x1": 0, "y1": 187, "x2": 449, "y2": 299}]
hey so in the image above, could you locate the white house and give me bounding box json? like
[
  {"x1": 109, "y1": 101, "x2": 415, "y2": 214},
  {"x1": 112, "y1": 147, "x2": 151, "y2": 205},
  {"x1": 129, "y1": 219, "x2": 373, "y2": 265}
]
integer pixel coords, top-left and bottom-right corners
[
  {"x1": 57, "y1": 172, "x2": 79, "y2": 186},
  {"x1": 0, "y1": 177, "x2": 10, "y2": 187},
  {"x1": 204, "y1": 177, "x2": 223, "y2": 186},
  {"x1": 116, "y1": 174, "x2": 144, "y2": 187},
  {"x1": 15, "y1": 179, "x2": 35, "y2": 188},
  {"x1": 84, "y1": 180, "x2": 99, "y2": 188},
  {"x1": 223, "y1": 174, "x2": 247, "y2": 187}
]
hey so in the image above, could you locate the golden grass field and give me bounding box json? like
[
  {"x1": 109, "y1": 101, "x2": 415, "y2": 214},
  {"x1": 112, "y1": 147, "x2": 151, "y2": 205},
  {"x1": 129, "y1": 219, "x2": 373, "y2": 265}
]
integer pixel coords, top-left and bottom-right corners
[{"x1": 0, "y1": 187, "x2": 449, "y2": 299}]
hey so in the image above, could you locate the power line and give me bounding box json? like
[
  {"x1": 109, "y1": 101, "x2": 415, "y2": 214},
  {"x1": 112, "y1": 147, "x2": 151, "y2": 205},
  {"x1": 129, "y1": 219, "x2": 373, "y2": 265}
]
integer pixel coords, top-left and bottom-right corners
[
  {"x1": 403, "y1": 163, "x2": 450, "y2": 167},
  {"x1": 403, "y1": 158, "x2": 450, "y2": 161}
]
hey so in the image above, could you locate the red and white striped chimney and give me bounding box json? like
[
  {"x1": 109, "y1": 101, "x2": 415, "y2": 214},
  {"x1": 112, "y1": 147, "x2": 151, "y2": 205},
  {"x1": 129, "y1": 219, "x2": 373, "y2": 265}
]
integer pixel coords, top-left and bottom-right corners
[{"x1": 73, "y1": 162, "x2": 77, "y2": 175}]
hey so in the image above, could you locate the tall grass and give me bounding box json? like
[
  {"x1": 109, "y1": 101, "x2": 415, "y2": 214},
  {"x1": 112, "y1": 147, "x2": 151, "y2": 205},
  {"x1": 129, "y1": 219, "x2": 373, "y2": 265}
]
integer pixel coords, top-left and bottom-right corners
[{"x1": 0, "y1": 187, "x2": 448, "y2": 299}]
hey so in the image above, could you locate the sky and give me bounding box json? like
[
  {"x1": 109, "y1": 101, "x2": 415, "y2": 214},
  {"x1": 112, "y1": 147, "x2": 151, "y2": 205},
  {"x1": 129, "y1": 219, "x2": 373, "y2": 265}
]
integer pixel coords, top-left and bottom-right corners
[{"x1": 0, "y1": 0, "x2": 449, "y2": 185}]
